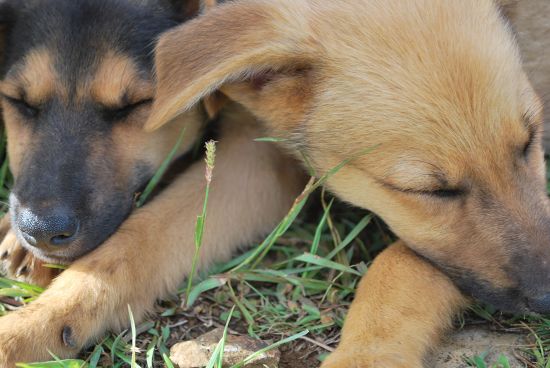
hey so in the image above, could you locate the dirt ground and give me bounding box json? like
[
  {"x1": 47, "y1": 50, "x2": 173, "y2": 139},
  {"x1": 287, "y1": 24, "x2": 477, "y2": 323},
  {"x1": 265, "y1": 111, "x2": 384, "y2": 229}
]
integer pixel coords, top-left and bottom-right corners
[
  {"x1": 431, "y1": 325, "x2": 528, "y2": 368},
  {"x1": 276, "y1": 324, "x2": 529, "y2": 368}
]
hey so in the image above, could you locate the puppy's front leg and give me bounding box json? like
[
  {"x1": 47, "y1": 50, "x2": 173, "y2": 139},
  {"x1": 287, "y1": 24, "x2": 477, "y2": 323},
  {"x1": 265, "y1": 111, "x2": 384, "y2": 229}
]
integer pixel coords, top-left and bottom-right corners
[
  {"x1": 0, "y1": 117, "x2": 305, "y2": 365},
  {"x1": 321, "y1": 242, "x2": 467, "y2": 368}
]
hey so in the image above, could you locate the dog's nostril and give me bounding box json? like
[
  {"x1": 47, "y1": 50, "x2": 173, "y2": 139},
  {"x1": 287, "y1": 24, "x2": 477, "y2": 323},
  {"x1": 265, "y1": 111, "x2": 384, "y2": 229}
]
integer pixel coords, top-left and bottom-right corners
[
  {"x1": 17, "y1": 207, "x2": 80, "y2": 249},
  {"x1": 50, "y1": 231, "x2": 78, "y2": 246}
]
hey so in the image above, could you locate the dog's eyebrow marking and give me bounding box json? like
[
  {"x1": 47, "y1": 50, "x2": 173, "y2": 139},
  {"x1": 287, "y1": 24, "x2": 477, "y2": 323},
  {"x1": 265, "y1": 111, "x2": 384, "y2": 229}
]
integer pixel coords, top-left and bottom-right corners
[
  {"x1": 4, "y1": 48, "x2": 62, "y2": 105},
  {"x1": 89, "y1": 52, "x2": 153, "y2": 108}
]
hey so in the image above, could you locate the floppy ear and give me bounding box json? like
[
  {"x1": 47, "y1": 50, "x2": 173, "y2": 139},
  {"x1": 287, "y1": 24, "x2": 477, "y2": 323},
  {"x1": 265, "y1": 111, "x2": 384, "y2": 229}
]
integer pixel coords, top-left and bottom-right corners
[{"x1": 146, "y1": 0, "x2": 317, "y2": 131}]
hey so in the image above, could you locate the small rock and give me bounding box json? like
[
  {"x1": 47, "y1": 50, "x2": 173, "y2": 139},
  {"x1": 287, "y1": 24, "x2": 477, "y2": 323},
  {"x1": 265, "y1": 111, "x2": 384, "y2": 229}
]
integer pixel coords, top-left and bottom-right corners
[{"x1": 170, "y1": 327, "x2": 281, "y2": 368}]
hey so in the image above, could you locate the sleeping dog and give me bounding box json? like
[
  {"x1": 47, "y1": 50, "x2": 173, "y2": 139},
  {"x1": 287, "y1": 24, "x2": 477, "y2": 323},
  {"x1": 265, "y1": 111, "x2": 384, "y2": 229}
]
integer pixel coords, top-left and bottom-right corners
[{"x1": 147, "y1": 0, "x2": 550, "y2": 366}]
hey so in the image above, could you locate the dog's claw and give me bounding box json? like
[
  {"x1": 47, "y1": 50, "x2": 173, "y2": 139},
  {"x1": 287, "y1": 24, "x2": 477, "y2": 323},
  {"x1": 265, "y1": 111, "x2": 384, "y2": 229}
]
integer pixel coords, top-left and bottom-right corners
[
  {"x1": 62, "y1": 326, "x2": 77, "y2": 348},
  {"x1": 17, "y1": 265, "x2": 29, "y2": 276},
  {"x1": 0, "y1": 230, "x2": 58, "y2": 287}
]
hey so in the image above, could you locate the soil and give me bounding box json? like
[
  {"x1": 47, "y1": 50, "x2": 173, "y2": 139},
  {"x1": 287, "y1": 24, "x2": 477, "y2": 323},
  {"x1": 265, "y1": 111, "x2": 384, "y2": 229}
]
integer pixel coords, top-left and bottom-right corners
[
  {"x1": 431, "y1": 325, "x2": 529, "y2": 368},
  {"x1": 278, "y1": 342, "x2": 324, "y2": 368},
  {"x1": 278, "y1": 324, "x2": 530, "y2": 368}
]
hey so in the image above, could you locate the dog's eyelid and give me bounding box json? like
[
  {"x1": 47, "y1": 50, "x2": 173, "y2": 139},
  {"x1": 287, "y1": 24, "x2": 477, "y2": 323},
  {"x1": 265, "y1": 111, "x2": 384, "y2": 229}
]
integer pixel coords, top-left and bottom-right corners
[
  {"x1": 380, "y1": 179, "x2": 465, "y2": 199},
  {"x1": 521, "y1": 126, "x2": 540, "y2": 158},
  {"x1": 101, "y1": 98, "x2": 153, "y2": 121},
  {"x1": 1, "y1": 93, "x2": 40, "y2": 117},
  {"x1": 421, "y1": 187, "x2": 465, "y2": 198},
  {"x1": 104, "y1": 98, "x2": 152, "y2": 110}
]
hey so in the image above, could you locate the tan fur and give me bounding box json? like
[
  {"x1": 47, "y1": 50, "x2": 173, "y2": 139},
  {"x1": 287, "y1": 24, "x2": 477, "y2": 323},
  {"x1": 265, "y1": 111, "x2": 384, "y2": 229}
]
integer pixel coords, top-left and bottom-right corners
[
  {"x1": 145, "y1": 0, "x2": 550, "y2": 366},
  {"x1": 322, "y1": 242, "x2": 466, "y2": 368},
  {"x1": 0, "y1": 104, "x2": 305, "y2": 365},
  {"x1": 0, "y1": 48, "x2": 62, "y2": 105},
  {"x1": 88, "y1": 52, "x2": 154, "y2": 107}
]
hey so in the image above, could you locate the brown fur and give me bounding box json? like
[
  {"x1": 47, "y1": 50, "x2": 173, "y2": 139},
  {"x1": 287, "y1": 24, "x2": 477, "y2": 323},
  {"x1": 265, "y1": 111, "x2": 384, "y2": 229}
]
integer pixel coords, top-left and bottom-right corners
[
  {"x1": 0, "y1": 1, "x2": 305, "y2": 364},
  {"x1": 88, "y1": 52, "x2": 154, "y2": 107},
  {"x1": 145, "y1": 0, "x2": 550, "y2": 366},
  {"x1": 0, "y1": 102, "x2": 305, "y2": 365},
  {"x1": 0, "y1": 0, "x2": 548, "y2": 366},
  {"x1": 0, "y1": 48, "x2": 61, "y2": 105}
]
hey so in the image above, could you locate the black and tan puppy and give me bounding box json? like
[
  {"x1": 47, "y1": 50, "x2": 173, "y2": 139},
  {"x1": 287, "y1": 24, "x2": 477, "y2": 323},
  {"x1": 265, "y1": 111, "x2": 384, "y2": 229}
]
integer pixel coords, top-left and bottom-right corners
[
  {"x1": 0, "y1": 0, "x2": 303, "y2": 365},
  {"x1": 146, "y1": 0, "x2": 550, "y2": 366}
]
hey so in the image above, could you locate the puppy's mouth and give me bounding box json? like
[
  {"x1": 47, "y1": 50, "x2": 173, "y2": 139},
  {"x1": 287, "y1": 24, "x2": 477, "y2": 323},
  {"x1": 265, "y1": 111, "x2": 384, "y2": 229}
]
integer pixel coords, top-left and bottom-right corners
[{"x1": 409, "y1": 246, "x2": 549, "y2": 315}]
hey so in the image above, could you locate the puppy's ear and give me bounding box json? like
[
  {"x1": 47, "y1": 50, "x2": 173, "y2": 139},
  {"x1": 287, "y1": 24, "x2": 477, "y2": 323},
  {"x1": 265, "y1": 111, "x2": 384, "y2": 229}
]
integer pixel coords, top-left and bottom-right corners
[{"x1": 146, "y1": 0, "x2": 316, "y2": 131}]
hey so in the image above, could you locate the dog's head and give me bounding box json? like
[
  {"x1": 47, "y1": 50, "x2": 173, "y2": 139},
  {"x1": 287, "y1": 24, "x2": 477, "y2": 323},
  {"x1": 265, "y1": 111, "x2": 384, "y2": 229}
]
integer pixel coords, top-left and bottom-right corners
[
  {"x1": 146, "y1": 0, "x2": 550, "y2": 314},
  {"x1": 0, "y1": 0, "x2": 205, "y2": 263}
]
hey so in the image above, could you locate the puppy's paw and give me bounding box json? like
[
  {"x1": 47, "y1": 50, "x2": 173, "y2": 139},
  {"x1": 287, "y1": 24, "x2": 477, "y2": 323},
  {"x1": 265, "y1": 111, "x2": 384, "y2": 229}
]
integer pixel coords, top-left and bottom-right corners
[
  {"x1": 321, "y1": 349, "x2": 422, "y2": 368},
  {"x1": 0, "y1": 304, "x2": 80, "y2": 366},
  {"x1": 0, "y1": 230, "x2": 59, "y2": 288}
]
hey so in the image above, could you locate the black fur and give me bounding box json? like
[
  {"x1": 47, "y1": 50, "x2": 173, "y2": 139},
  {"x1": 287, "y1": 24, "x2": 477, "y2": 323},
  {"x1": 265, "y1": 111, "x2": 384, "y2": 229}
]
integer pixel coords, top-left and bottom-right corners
[{"x1": 0, "y1": 0, "x2": 191, "y2": 262}]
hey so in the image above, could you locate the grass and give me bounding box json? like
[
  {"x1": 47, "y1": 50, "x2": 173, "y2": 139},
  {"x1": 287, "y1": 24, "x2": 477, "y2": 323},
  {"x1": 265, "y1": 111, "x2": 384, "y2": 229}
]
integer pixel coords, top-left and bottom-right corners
[{"x1": 1, "y1": 140, "x2": 550, "y2": 367}]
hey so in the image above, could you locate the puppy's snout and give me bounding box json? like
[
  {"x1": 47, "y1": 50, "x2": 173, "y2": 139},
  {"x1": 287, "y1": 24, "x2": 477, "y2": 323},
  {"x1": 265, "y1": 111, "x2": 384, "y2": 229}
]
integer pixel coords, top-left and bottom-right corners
[{"x1": 17, "y1": 207, "x2": 80, "y2": 249}]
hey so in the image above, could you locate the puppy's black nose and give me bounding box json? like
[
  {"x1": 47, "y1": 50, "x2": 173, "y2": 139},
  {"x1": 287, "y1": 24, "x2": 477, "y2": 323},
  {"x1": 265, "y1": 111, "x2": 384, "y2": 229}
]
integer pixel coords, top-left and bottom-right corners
[
  {"x1": 17, "y1": 207, "x2": 79, "y2": 249},
  {"x1": 528, "y1": 294, "x2": 550, "y2": 314}
]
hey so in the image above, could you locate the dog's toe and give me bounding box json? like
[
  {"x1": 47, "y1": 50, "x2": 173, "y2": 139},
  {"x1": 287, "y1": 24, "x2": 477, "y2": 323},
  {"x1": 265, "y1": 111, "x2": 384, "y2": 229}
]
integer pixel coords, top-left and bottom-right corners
[
  {"x1": 0, "y1": 232, "x2": 58, "y2": 287},
  {"x1": 0, "y1": 231, "x2": 26, "y2": 276},
  {"x1": 19, "y1": 251, "x2": 59, "y2": 287}
]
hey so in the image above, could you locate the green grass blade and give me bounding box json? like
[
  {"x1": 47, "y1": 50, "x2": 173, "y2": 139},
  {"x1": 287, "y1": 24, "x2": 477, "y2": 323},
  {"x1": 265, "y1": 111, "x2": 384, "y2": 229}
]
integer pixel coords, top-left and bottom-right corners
[
  {"x1": 229, "y1": 330, "x2": 309, "y2": 368},
  {"x1": 326, "y1": 214, "x2": 373, "y2": 260},
  {"x1": 128, "y1": 305, "x2": 138, "y2": 368},
  {"x1": 135, "y1": 127, "x2": 186, "y2": 208},
  {"x1": 253, "y1": 137, "x2": 288, "y2": 142},
  {"x1": 295, "y1": 253, "x2": 362, "y2": 276},
  {"x1": 206, "y1": 306, "x2": 235, "y2": 368},
  {"x1": 186, "y1": 277, "x2": 227, "y2": 307},
  {"x1": 185, "y1": 141, "x2": 216, "y2": 306},
  {"x1": 88, "y1": 345, "x2": 103, "y2": 368},
  {"x1": 162, "y1": 354, "x2": 175, "y2": 368}
]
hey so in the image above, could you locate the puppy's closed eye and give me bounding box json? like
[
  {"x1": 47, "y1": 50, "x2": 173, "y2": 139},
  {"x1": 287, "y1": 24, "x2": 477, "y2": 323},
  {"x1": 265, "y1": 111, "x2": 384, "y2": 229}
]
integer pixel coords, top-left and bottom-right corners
[
  {"x1": 380, "y1": 179, "x2": 465, "y2": 200},
  {"x1": 420, "y1": 188, "x2": 464, "y2": 199},
  {"x1": 102, "y1": 99, "x2": 152, "y2": 122},
  {"x1": 1, "y1": 94, "x2": 40, "y2": 118}
]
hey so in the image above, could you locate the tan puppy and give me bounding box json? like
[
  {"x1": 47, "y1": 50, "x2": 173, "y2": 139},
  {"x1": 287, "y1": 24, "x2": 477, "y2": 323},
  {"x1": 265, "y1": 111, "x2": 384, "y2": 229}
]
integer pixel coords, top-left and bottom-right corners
[{"x1": 146, "y1": 0, "x2": 550, "y2": 366}]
